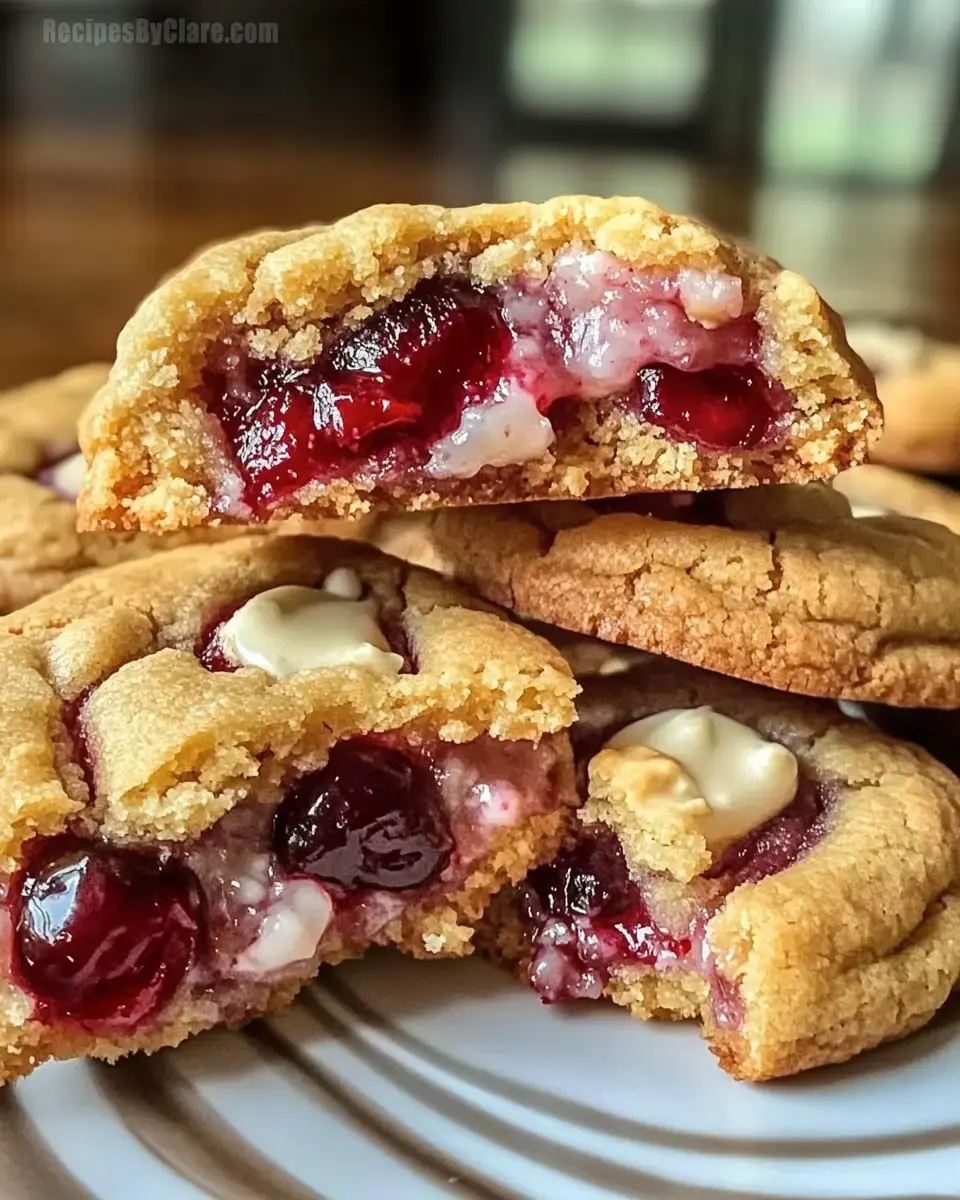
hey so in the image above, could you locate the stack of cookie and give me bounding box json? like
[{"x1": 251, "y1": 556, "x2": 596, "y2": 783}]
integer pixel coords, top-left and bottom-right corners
[{"x1": 2, "y1": 196, "x2": 958, "y2": 1089}]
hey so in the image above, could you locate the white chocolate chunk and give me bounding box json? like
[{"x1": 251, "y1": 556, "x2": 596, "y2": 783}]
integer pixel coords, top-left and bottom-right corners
[
  {"x1": 605, "y1": 706, "x2": 798, "y2": 845},
  {"x1": 425, "y1": 384, "x2": 555, "y2": 479},
  {"x1": 676, "y1": 268, "x2": 744, "y2": 328},
  {"x1": 234, "y1": 879, "x2": 333, "y2": 974},
  {"x1": 849, "y1": 503, "x2": 890, "y2": 520},
  {"x1": 44, "y1": 451, "x2": 87, "y2": 501},
  {"x1": 322, "y1": 566, "x2": 364, "y2": 600},
  {"x1": 219, "y1": 576, "x2": 403, "y2": 677}
]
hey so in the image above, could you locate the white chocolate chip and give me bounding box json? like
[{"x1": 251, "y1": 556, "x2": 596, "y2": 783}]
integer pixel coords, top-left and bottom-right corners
[
  {"x1": 234, "y1": 879, "x2": 333, "y2": 974},
  {"x1": 605, "y1": 707, "x2": 798, "y2": 845},
  {"x1": 422, "y1": 933, "x2": 446, "y2": 954},
  {"x1": 218, "y1": 579, "x2": 403, "y2": 677},
  {"x1": 322, "y1": 566, "x2": 364, "y2": 600},
  {"x1": 676, "y1": 268, "x2": 743, "y2": 329},
  {"x1": 425, "y1": 384, "x2": 555, "y2": 479},
  {"x1": 42, "y1": 451, "x2": 86, "y2": 501}
]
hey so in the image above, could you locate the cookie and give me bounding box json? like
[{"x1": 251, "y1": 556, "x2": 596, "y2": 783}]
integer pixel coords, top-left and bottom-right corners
[
  {"x1": 77, "y1": 196, "x2": 879, "y2": 532},
  {"x1": 0, "y1": 363, "x2": 110, "y2": 475},
  {"x1": 0, "y1": 367, "x2": 373, "y2": 614},
  {"x1": 846, "y1": 320, "x2": 960, "y2": 473},
  {"x1": 0, "y1": 536, "x2": 578, "y2": 1083},
  {"x1": 834, "y1": 464, "x2": 960, "y2": 534},
  {"x1": 377, "y1": 484, "x2": 960, "y2": 707},
  {"x1": 481, "y1": 657, "x2": 960, "y2": 1081}
]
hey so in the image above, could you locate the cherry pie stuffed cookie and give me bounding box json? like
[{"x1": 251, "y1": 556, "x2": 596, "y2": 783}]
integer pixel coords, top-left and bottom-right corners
[
  {"x1": 481, "y1": 658, "x2": 960, "y2": 1081},
  {"x1": 0, "y1": 536, "x2": 578, "y2": 1082},
  {"x1": 0, "y1": 365, "x2": 374, "y2": 614},
  {"x1": 78, "y1": 196, "x2": 879, "y2": 531}
]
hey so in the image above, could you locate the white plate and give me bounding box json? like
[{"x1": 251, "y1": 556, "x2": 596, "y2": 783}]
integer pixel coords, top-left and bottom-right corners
[{"x1": 4, "y1": 951, "x2": 960, "y2": 1199}]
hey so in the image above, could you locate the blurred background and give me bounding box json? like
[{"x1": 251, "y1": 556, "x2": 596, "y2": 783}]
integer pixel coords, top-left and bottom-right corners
[{"x1": 2, "y1": 0, "x2": 960, "y2": 387}]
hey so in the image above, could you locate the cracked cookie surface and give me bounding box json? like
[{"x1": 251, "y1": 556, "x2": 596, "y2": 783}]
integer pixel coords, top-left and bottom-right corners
[
  {"x1": 376, "y1": 484, "x2": 960, "y2": 707},
  {"x1": 0, "y1": 536, "x2": 578, "y2": 1083},
  {"x1": 78, "y1": 196, "x2": 878, "y2": 531},
  {"x1": 482, "y1": 657, "x2": 960, "y2": 1081}
]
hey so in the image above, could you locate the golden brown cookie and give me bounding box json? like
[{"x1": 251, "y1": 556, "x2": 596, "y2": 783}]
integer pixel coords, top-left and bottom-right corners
[
  {"x1": 0, "y1": 536, "x2": 578, "y2": 1084},
  {"x1": 78, "y1": 197, "x2": 878, "y2": 532},
  {"x1": 375, "y1": 485, "x2": 960, "y2": 707},
  {"x1": 834, "y1": 464, "x2": 960, "y2": 534},
  {"x1": 0, "y1": 363, "x2": 110, "y2": 474},
  {"x1": 846, "y1": 321, "x2": 960, "y2": 473},
  {"x1": 481, "y1": 658, "x2": 960, "y2": 1082},
  {"x1": 0, "y1": 367, "x2": 373, "y2": 614}
]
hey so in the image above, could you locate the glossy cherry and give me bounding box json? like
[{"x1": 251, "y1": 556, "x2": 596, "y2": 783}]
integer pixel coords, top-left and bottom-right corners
[
  {"x1": 203, "y1": 277, "x2": 511, "y2": 509},
  {"x1": 11, "y1": 837, "x2": 202, "y2": 1032},
  {"x1": 632, "y1": 364, "x2": 785, "y2": 450},
  {"x1": 273, "y1": 739, "x2": 453, "y2": 891}
]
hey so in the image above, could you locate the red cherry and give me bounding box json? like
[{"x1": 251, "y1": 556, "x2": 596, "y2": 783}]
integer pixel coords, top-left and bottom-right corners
[
  {"x1": 203, "y1": 277, "x2": 511, "y2": 510},
  {"x1": 11, "y1": 837, "x2": 202, "y2": 1032},
  {"x1": 273, "y1": 739, "x2": 452, "y2": 891},
  {"x1": 633, "y1": 364, "x2": 785, "y2": 450}
]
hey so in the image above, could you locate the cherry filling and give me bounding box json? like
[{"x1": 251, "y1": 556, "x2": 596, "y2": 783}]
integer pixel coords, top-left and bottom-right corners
[
  {"x1": 521, "y1": 779, "x2": 829, "y2": 1022},
  {"x1": 631, "y1": 364, "x2": 782, "y2": 450},
  {"x1": 200, "y1": 255, "x2": 795, "y2": 515},
  {"x1": 203, "y1": 278, "x2": 512, "y2": 508},
  {"x1": 5, "y1": 727, "x2": 562, "y2": 1035},
  {"x1": 273, "y1": 739, "x2": 453, "y2": 891},
  {"x1": 520, "y1": 832, "x2": 691, "y2": 1003},
  {"x1": 10, "y1": 837, "x2": 202, "y2": 1033}
]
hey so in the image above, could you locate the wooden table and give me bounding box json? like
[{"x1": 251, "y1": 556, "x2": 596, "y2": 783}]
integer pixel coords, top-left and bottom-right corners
[{"x1": 2, "y1": 123, "x2": 959, "y2": 389}]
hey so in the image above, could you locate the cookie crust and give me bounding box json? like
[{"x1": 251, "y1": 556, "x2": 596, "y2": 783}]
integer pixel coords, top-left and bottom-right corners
[
  {"x1": 78, "y1": 197, "x2": 879, "y2": 531},
  {"x1": 0, "y1": 536, "x2": 578, "y2": 1082},
  {"x1": 484, "y1": 660, "x2": 960, "y2": 1081},
  {"x1": 382, "y1": 485, "x2": 960, "y2": 707}
]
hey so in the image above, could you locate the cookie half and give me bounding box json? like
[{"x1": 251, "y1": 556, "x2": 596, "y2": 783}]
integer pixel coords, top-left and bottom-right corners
[
  {"x1": 0, "y1": 366, "x2": 372, "y2": 614},
  {"x1": 78, "y1": 196, "x2": 878, "y2": 532},
  {"x1": 482, "y1": 658, "x2": 960, "y2": 1081},
  {"x1": 0, "y1": 537, "x2": 578, "y2": 1083},
  {"x1": 378, "y1": 484, "x2": 960, "y2": 706}
]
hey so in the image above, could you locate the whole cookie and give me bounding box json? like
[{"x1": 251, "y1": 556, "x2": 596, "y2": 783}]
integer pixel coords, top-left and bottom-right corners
[
  {"x1": 377, "y1": 485, "x2": 960, "y2": 707},
  {"x1": 482, "y1": 656, "x2": 960, "y2": 1081},
  {"x1": 0, "y1": 535, "x2": 578, "y2": 1083}
]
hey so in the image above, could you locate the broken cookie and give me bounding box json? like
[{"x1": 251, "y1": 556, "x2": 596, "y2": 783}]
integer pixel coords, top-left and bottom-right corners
[
  {"x1": 78, "y1": 197, "x2": 878, "y2": 531},
  {"x1": 0, "y1": 536, "x2": 578, "y2": 1082}
]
